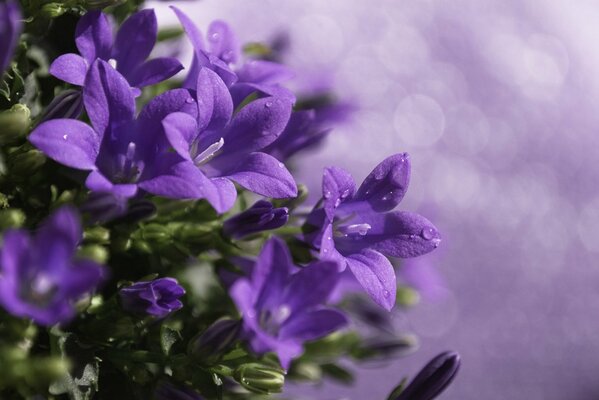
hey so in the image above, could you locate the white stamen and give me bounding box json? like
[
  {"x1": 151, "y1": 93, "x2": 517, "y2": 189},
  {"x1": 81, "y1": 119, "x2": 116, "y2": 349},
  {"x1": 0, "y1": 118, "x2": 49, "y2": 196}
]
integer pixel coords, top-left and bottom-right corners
[{"x1": 194, "y1": 137, "x2": 224, "y2": 165}]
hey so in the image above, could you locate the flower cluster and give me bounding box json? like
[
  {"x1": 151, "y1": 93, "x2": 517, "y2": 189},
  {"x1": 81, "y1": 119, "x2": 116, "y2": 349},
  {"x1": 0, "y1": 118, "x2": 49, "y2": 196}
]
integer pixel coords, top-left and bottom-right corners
[{"x1": 0, "y1": 2, "x2": 458, "y2": 399}]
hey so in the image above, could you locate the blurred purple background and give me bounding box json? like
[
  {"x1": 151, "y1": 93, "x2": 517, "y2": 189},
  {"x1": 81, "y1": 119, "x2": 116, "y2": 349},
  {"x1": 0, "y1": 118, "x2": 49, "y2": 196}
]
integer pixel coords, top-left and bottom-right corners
[{"x1": 151, "y1": 1, "x2": 599, "y2": 398}]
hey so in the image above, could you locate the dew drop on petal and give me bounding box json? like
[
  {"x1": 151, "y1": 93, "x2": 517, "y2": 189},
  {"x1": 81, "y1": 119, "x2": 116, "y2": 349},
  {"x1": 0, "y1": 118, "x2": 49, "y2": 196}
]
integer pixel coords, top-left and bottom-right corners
[
  {"x1": 383, "y1": 290, "x2": 390, "y2": 298},
  {"x1": 324, "y1": 191, "x2": 332, "y2": 199},
  {"x1": 185, "y1": 98, "x2": 194, "y2": 104},
  {"x1": 265, "y1": 101, "x2": 273, "y2": 108},
  {"x1": 421, "y1": 227, "x2": 435, "y2": 240},
  {"x1": 63, "y1": 134, "x2": 68, "y2": 140}
]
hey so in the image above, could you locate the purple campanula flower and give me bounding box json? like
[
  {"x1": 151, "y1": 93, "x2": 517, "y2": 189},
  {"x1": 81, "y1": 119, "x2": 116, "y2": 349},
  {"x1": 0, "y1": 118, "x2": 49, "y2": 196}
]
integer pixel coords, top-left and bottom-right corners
[
  {"x1": 158, "y1": 67, "x2": 297, "y2": 212},
  {"x1": 119, "y1": 277, "x2": 185, "y2": 318},
  {"x1": 230, "y1": 238, "x2": 347, "y2": 369},
  {"x1": 223, "y1": 200, "x2": 288, "y2": 239},
  {"x1": 393, "y1": 351, "x2": 461, "y2": 400},
  {"x1": 172, "y1": 8, "x2": 295, "y2": 105},
  {"x1": 154, "y1": 381, "x2": 203, "y2": 400},
  {"x1": 49, "y1": 9, "x2": 182, "y2": 94},
  {"x1": 0, "y1": 207, "x2": 105, "y2": 326},
  {"x1": 30, "y1": 59, "x2": 216, "y2": 202},
  {"x1": 0, "y1": 0, "x2": 21, "y2": 74},
  {"x1": 304, "y1": 154, "x2": 441, "y2": 310}
]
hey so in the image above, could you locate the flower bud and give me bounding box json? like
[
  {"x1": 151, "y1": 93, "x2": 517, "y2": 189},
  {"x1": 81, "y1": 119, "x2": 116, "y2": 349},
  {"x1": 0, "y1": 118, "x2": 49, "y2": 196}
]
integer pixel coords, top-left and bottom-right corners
[
  {"x1": 119, "y1": 278, "x2": 185, "y2": 318},
  {"x1": 83, "y1": 226, "x2": 110, "y2": 244},
  {"x1": 188, "y1": 318, "x2": 241, "y2": 365},
  {"x1": 234, "y1": 363, "x2": 285, "y2": 394},
  {"x1": 39, "y1": 89, "x2": 83, "y2": 122},
  {"x1": 0, "y1": 104, "x2": 30, "y2": 144},
  {"x1": 392, "y1": 351, "x2": 461, "y2": 400},
  {"x1": 7, "y1": 148, "x2": 45, "y2": 175},
  {"x1": 223, "y1": 200, "x2": 288, "y2": 239},
  {"x1": 78, "y1": 244, "x2": 108, "y2": 264},
  {"x1": 40, "y1": 3, "x2": 67, "y2": 18},
  {"x1": 0, "y1": 208, "x2": 25, "y2": 230}
]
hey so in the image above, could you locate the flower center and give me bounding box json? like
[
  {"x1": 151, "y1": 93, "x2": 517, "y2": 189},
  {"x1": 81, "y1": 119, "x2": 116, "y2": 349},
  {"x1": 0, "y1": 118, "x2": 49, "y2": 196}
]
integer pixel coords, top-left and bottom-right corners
[{"x1": 259, "y1": 304, "x2": 291, "y2": 335}]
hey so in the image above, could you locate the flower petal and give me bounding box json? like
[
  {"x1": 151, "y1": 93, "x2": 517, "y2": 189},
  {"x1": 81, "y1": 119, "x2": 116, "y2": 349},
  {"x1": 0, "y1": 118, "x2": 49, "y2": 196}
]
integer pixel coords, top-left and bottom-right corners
[
  {"x1": 162, "y1": 112, "x2": 197, "y2": 161},
  {"x1": 0, "y1": 1, "x2": 22, "y2": 74},
  {"x1": 49, "y1": 54, "x2": 88, "y2": 86},
  {"x1": 83, "y1": 59, "x2": 135, "y2": 138},
  {"x1": 128, "y1": 57, "x2": 183, "y2": 88},
  {"x1": 29, "y1": 119, "x2": 100, "y2": 170},
  {"x1": 253, "y1": 238, "x2": 293, "y2": 310},
  {"x1": 226, "y1": 152, "x2": 297, "y2": 198},
  {"x1": 322, "y1": 166, "x2": 356, "y2": 220},
  {"x1": 280, "y1": 308, "x2": 348, "y2": 341},
  {"x1": 64, "y1": 259, "x2": 105, "y2": 297},
  {"x1": 171, "y1": 6, "x2": 205, "y2": 54},
  {"x1": 346, "y1": 249, "x2": 396, "y2": 311},
  {"x1": 282, "y1": 261, "x2": 340, "y2": 314},
  {"x1": 353, "y1": 153, "x2": 411, "y2": 212},
  {"x1": 37, "y1": 206, "x2": 82, "y2": 250},
  {"x1": 0, "y1": 229, "x2": 30, "y2": 279},
  {"x1": 113, "y1": 9, "x2": 157, "y2": 77},
  {"x1": 85, "y1": 170, "x2": 138, "y2": 198},
  {"x1": 197, "y1": 67, "x2": 233, "y2": 132},
  {"x1": 207, "y1": 20, "x2": 239, "y2": 63},
  {"x1": 237, "y1": 60, "x2": 294, "y2": 85},
  {"x1": 75, "y1": 10, "x2": 112, "y2": 64}
]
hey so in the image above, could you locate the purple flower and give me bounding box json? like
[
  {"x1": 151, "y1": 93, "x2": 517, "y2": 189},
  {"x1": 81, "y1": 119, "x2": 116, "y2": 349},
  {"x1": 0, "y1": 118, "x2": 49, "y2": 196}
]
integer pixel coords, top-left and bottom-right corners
[
  {"x1": 172, "y1": 8, "x2": 294, "y2": 105},
  {"x1": 30, "y1": 59, "x2": 210, "y2": 201},
  {"x1": 119, "y1": 277, "x2": 185, "y2": 318},
  {"x1": 223, "y1": 200, "x2": 288, "y2": 239},
  {"x1": 49, "y1": 10, "x2": 182, "y2": 94},
  {"x1": 0, "y1": 0, "x2": 21, "y2": 74},
  {"x1": 0, "y1": 207, "x2": 105, "y2": 326},
  {"x1": 230, "y1": 238, "x2": 347, "y2": 369},
  {"x1": 304, "y1": 154, "x2": 441, "y2": 310},
  {"x1": 159, "y1": 67, "x2": 297, "y2": 212}
]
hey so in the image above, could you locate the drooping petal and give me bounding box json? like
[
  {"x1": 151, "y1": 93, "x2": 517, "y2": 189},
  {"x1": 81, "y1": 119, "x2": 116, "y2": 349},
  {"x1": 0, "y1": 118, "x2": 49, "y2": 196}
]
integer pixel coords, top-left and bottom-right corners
[
  {"x1": 0, "y1": 1, "x2": 22, "y2": 74},
  {"x1": 85, "y1": 170, "x2": 138, "y2": 198},
  {"x1": 353, "y1": 153, "x2": 411, "y2": 212},
  {"x1": 236, "y1": 60, "x2": 294, "y2": 85},
  {"x1": 225, "y1": 152, "x2": 297, "y2": 199},
  {"x1": 206, "y1": 20, "x2": 239, "y2": 63},
  {"x1": 113, "y1": 9, "x2": 157, "y2": 77},
  {"x1": 197, "y1": 67, "x2": 233, "y2": 131},
  {"x1": 83, "y1": 59, "x2": 135, "y2": 138},
  {"x1": 162, "y1": 112, "x2": 197, "y2": 160},
  {"x1": 279, "y1": 308, "x2": 347, "y2": 341},
  {"x1": 48, "y1": 53, "x2": 88, "y2": 86},
  {"x1": 127, "y1": 57, "x2": 183, "y2": 88},
  {"x1": 336, "y1": 211, "x2": 441, "y2": 258},
  {"x1": 281, "y1": 261, "x2": 340, "y2": 314},
  {"x1": 29, "y1": 119, "x2": 100, "y2": 170},
  {"x1": 75, "y1": 10, "x2": 112, "y2": 64},
  {"x1": 221, "y1": 96, "x2": 292, "y2": 155},
  {"x1": 346, "y1": 249, "x2": 396, "y2": 311},
  {"x1": 322, "y1": 166, "x2": 356, "y2": 220}
]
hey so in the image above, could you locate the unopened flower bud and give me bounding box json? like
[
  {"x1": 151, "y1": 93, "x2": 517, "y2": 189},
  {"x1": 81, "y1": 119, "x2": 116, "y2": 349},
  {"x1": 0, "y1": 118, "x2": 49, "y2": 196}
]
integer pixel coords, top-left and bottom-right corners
[
  {"x1": 234, "y1": 363, "x2": 285, "y2": 394},
  {"x1": 39, "y1": 89, "x2": 83, "y2": 122},
  {"x1": 0, "y1": 104, "x2": 30, "y2": 144},
  {"x1": 8, "y1": 148, "x2": 45, "y2": 175},
  {"x1": 188, "y1": 318, "x2": 241, "y2": 365},
  {"x1": 41, "y1": 3, "x2": 67, "y2": 18},
  {"x1": 392, "y1": 351, "x2": 461, "y2": 400},
  {"x1": 0, "y1": 208, "x2": 25, "y2": 230},
  {"x1": 119, "y1": 278, "x2": 185, "y2": 318},
  {"x1": 78, "y1": 244, "x2": 108, "y2": 264},
  {"x1": 223, "y1": 200, "x2": 288, "y2": 239}
]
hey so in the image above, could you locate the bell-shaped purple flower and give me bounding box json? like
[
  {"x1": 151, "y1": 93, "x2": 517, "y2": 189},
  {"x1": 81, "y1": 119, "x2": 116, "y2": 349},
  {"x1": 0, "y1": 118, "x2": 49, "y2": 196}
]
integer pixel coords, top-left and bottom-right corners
[
  {"x1": 30, "y1": 59, "x2": 212, "y2": 201},
  {"x1": 157, "y1": 67, "x2": 297, "y2": 213},
  {"x1": 171, "y1": 8, "x2": 294, "y2": 105},
  {"x1": 0, "y1": 0, "x2": 21, "y2": 74},
  {"x1": 230, "y1": 238, "x2": 347, "y2": 369},
  {"x1": 119, "y1": 277, "x2": 185, "y2": 318},
  {"x1": 0, "y1": 207, "x2": 105, "y2": 326},
  {"x1": 304, "y1": 154, "x2": 441, "y2": 310},
  {"x1": 49, "y1": 9, "x2": 182, "y2": 94},
  {"x1": 223, "y1": 200, "x2": 288, "y2": 239}
]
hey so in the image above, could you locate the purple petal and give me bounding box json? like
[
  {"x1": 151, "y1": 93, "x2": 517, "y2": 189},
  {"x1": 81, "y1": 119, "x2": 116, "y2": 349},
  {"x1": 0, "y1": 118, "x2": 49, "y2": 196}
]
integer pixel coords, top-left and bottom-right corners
[
  {"x1": 49, "y1": 54, "x2": 88, "y2": 86},
  {"x1": 237, "y1": 60, "x2": 294, "y2": 85},
  {"x1": 138, "y1": 88, "x2": 198, "y2": 128},
  {"x1": 171, "y1": 6, "x2": 204, "y2": 54},
  {"x1": 113, "y1": 9, "x2": 157, "y2": 77},
  {"x1": 221, "y1": 96, "x2": 292, "y2": 155},
  {"x1": 0, "y1": 1, "x2": 22, "y2": 74},
  {"x1": 197, "y1": 67, "x2": 233, "y2": 132},
  {"x1": 83, "y1": 59, "x2": 135, "y2": 138},
  {"x1": 253, "y1": 238, "x2": 293, "y2": 310},
  {"x1": 128, "y1": 57, "x2": 183, "y2": 88},
  {"x1": 346, "y1": 249, "x2": 396, "y2": 311},
  {"x1": 282, "y1": 261, "x2": 340, "y2": 314},
  {"x1": 162, "y1": 112, "x2": 197, "y2": 160},
  {"x1": 226, "y1": 152, "x2": 297, "y2": 198},
  {"x1": 37, "y1": 206, "x2": 82, "y2": 249},
  {"x1": 280, "y1": 308, "x2": 348, "y2": 341},
  {"x1": 75, "y1": 10, "x2": 112, "y2": 64},
  {"x1": 354, "y1": 153, "x2": 411, "y2": 212},
  {"x1": 207, "y1": 20, "x2": 239, "y2": 63},
  {"x1": 208, "y1": 177, "x2": 237, "y2": 213},
  {"x1": 337, "y1": 211, "x2": 441, "y2": 258},
  {"x1": 0, "y1": 230, "x2": 30, "y2": 279},
  {"x1": 85, "y1": 170, "x2": 138, "y2": 198},
  {"x1": 29, "y1": 119, "x2": 100, "y2": 170},
  {"x1": 322, "y1": 166, "x2": 356, "y2": 220},
  {"x1": 64, "y1": 259, "x2": 105, "y2": 297}
]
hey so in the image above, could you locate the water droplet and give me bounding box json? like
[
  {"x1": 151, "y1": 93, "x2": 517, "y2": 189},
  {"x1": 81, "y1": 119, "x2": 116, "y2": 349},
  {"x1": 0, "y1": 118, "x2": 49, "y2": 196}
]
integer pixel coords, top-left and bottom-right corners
[
  {"x1": 261, "y1": 130, "x2": 270, "y2": 136},
  {"x1": 62, "y1": 134, "x2": 68, "y2": 140},
  {"x1": 324, "y1": 191, "x2": 332, "y2": 199},
  {"x1": 247, "y1": 310, "x2": 256, "y2": 319},
  {"x1": 185, "y1": 98, "x2": 194, "y2": 104},
  {"x1": 210, "y1": 32, "x2": 220, "y2": 42},
  {"x1": 340, "y1": 189, "x2": 350, "y2": 199},
  {"x1": 265, "y1": 101, "x2": 273, "y2": 108},
  {"x1": 381, "y1": 196, "x2": 388, "y2": 201},
  {"x1": 108, "y1": 58, "x2": 117, "y2": 69},
  {"x1": 432, "y1": 238, "x2": 441, "y2": 248},
  {"x1": 383, "y1": 290, "x2": 390, "y2": 298},
  {"x1": 278, "y1": 162, "x2": 284, "y2": 168},
  {"x1": 334, "y1": 198, "x2": 341, "y2": 207},
  {"x1": 421, "y1": 227, "x2": 435, "y2": 240},
  {"x1": 341, "y1": 223, "x2": 371, "y2": 237},
  {"x1": 323, "y1": 248, "x2": 329, "y2": 253}
]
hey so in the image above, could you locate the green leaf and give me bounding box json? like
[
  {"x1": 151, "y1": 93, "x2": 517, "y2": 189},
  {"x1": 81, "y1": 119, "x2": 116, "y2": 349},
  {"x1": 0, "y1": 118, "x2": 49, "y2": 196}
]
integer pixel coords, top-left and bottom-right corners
[
  {"x1": 386, "y1": 377, "x2": 408, "y2": 400},
  {"x1": 160, "y1": 326, "x2": 181, "y2": 356},
  {"x1": 320, "y1": 363, "x2": 354, "y2": 384}
]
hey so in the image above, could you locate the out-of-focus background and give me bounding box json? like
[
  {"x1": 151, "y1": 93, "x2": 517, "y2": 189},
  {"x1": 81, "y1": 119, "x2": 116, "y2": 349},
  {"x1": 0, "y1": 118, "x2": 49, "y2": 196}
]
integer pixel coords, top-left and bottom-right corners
[{"x1": 151, "y1": 1, "x2": 599, "y2": 399}]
